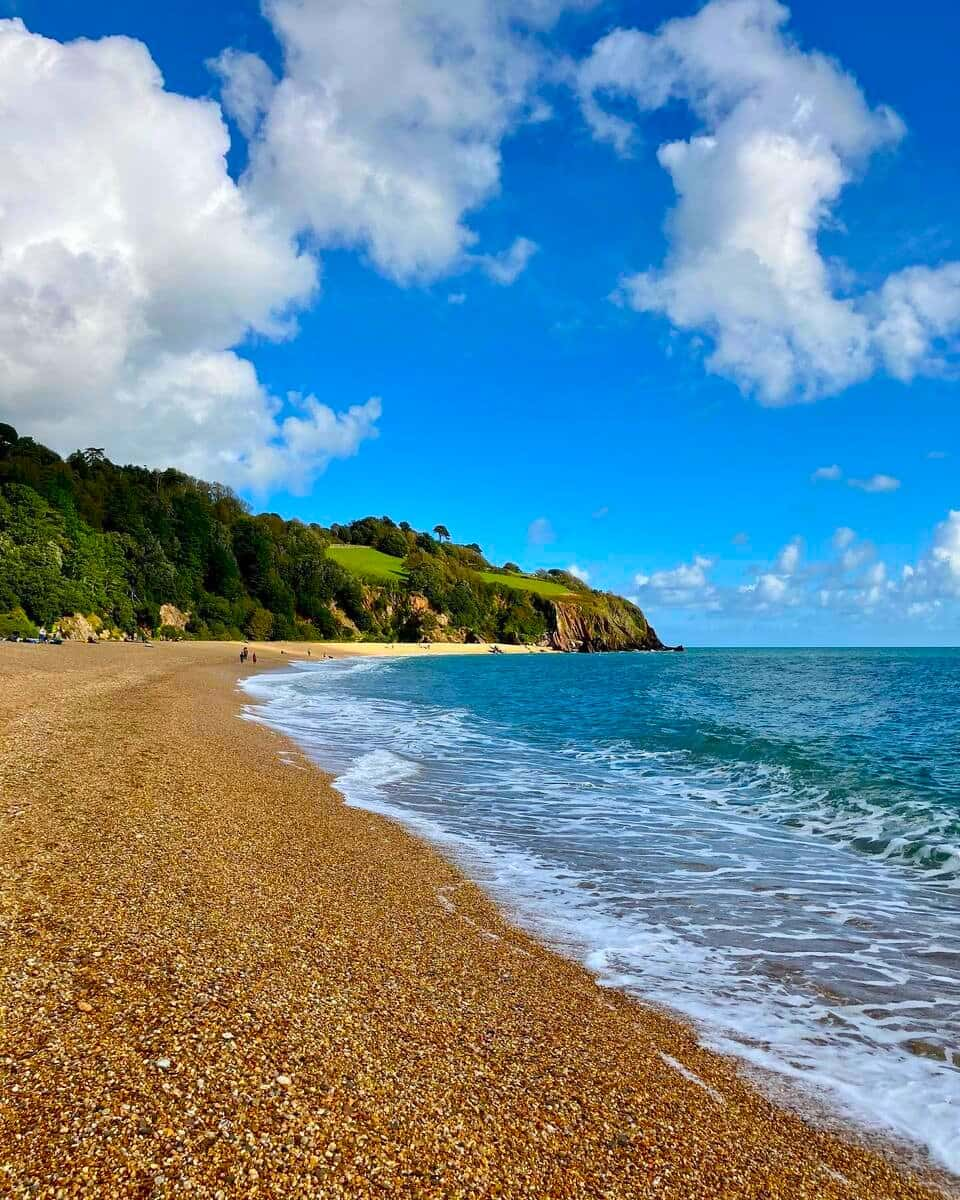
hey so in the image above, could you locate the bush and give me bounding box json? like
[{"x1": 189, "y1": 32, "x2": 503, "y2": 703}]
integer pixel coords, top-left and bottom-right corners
[
  {"x1": 310, "y1": 605, "x2": 339, "y2": 639},
  {"x1": 157, "y1": 624, "x2": 186, "y2": 641},
  {"x1": 245, "y1": 605, "x2": 274, "y2": 641},
  {"x1": 0, "y1": 606, "x2": 37, "y2": 638}
]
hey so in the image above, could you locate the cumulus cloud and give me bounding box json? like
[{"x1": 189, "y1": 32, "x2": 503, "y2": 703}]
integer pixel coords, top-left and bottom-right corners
[
  {"x1": 635, "y1": 554, "x2": 717, "y2": 607},
  {"x1": 872, "y1": 263, "x2": 960, "y2": 382},
  {"x1": 812, "y1": 464, "x2": 843, "y2": 482},
  {"x1": 849, "y1": 473, "x2": 901, "y2": 493},
  {"x1": 628, "y1": 515, "x2": 960, "y2": 627},
  {"x1": 528, "y1": 516, "x2": 556, "y2": 545},
  {"x1": 217, "y1": 0, "x2": 568, "y2": 283},
  {"x1": 567, "y1": 563, "x2": 590, "y2": 582},
  {"x1": 901, "y1": 511, "x2": 960, "y2": 603},
  {"x1": 0, "y1": 19, "x2": 380, "y2": 490},
  {"x1": 833, "y1": 526, "x2": 857, "y2": 550},
  {"x1": 774, "y1": 537, "x2": 802, "y2": 575},
  {"x1": 579, "y1": 0, "x2": 960, "y2": 403}
]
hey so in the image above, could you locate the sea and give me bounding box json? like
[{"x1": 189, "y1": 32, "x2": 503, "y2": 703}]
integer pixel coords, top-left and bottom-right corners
[{"x1": 241, "y1": 648, "x2": 960, "y2": 1173}]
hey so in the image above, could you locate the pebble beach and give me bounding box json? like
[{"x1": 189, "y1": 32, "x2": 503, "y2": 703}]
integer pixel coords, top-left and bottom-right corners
[{"x1": 0, "y1": 641, "x2": 951, "y2": 1199}]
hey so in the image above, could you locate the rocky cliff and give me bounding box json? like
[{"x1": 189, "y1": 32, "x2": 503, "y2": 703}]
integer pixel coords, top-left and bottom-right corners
[
  {"x1": 548, "y1": 596, "x2": 664, "y2": 653},
  {"x1": 352, "y1": 586, "x2": 665, "y2": 653}
]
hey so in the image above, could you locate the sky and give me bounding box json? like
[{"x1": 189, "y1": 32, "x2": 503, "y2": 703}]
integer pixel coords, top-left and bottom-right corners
[{"x1": 1, "y1": 0, "x2": 959, "y2": 646}]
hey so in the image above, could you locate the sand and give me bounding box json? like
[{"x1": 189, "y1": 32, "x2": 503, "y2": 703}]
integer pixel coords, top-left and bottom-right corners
[
  {"x1": 0, "y1": 640, "x2": 950, "y2": 1198},
  {"x1": 243, "y1": 639, "x2": 556, "y2": 658}
]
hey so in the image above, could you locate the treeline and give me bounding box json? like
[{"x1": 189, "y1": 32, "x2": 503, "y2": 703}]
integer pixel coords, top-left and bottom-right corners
[{"x1": 0, "y1": 424, "x2": 590, "y2": 644}]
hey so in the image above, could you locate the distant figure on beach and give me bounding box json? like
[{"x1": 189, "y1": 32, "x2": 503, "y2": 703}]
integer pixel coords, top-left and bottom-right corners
[
  {"x1": 38, "y1": 626, "x2": 47, "y2": 643},
  {"x1": 252, "y1": 652, "x2": 257, "y2": 664},
  {"x1": 240, "y1": 646, "x2": 248, "y2": 664}
]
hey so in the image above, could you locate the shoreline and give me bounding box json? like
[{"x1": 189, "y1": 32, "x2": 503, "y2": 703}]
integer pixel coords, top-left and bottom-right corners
[{"x1": 0, "y1": 641, "x2": 952, "y2": 1197}]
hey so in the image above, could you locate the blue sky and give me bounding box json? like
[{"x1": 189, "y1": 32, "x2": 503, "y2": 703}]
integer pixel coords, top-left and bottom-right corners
[{"x1": 2, "y1": 0, "x2": 959, "y2": 644}]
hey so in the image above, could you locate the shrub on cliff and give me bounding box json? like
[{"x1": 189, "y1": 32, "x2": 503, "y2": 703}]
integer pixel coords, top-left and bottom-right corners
[{"x1": 0, "y1": 606, "x2": 37, "y2": 638}]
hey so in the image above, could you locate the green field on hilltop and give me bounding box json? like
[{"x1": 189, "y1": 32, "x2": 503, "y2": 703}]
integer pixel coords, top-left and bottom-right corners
[
  {"x1": 326, "y1": 545, "x2": 573, "y2": 599},
  {"x1": 478, "y1": 571, "x2": 573, "y2": 597},
  {"x1": 325, "y1": 544, "x2": 407, "y2": 583}
]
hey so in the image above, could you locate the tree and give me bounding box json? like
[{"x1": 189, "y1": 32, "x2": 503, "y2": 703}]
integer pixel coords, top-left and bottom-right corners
[{"x1": 433, "y1": 524, "x2": 451, "y2": 543}]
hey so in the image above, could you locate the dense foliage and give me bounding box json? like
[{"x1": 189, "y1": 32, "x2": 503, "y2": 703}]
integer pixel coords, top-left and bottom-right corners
[{"x1": 0, "y1": 425, "x2": 645, "y2": 646}]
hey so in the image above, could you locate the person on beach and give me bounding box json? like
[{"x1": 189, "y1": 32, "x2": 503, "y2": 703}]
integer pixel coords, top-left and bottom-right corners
[{"x1": 252, "y1": 652, "x2": 257, "y2": 664}]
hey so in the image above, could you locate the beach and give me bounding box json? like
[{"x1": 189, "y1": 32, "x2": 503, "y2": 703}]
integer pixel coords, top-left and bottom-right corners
[{"x1": 0, "y1": 641, "x2": 950, "y2": 1199}]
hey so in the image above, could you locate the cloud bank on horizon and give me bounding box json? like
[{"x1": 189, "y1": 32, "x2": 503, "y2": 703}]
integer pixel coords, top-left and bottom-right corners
[{"x1": 633, "y1": 510, "x2": 960, "y2": 628}]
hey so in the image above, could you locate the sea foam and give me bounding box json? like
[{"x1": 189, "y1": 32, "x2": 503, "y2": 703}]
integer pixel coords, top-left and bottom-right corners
[{"x1": 242, "y1": 651, "x2": 960, "y2": 1173}]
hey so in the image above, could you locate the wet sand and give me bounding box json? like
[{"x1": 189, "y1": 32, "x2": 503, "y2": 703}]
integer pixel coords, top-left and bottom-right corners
[{"x1": 0, "y1": 641, "x2": 950, "y2": 1198}]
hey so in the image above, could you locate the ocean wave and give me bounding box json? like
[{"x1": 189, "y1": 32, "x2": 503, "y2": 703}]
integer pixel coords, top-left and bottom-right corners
[{"x1": 241, "y1": 655, "x2": 960, "y2": 1172}]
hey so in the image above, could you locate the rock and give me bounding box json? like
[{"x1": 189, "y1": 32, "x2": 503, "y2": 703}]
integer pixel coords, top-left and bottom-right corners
[
  {"x1": 158, "y1": 603, "x2": 190, "y2": 632},
  {"x1": 156, "y1": 1058, "x2": 172, "y2": 1071},
  {"x1": 275, "y1": 1074, "x2": 292, "y2": 1088},
  {"x1": 550, "y1": 598, "x2": 664, "y2": 653},
  {"x1": 76, "y1": 1000, "x2": 93, "y2": 1013},
  {"x1": 221, "y1": 1031, "x2": 234, "y2": 1042}
]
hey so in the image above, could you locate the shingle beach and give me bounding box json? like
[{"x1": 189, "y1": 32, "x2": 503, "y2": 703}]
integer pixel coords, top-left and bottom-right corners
[{"x1": 0, "y1": 642, "x2": 950, "y2": 1198}]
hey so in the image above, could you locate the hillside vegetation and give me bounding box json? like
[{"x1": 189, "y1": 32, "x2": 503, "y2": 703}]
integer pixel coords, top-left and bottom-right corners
[
  {"x1": 325, "y1": 544, "x2": 408, "y2": 585},
  {"x1": 0, "y1": 423, "x2": 663, "y2": 651}
]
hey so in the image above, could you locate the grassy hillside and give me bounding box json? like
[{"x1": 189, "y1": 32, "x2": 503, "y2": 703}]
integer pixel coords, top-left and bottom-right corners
[
  {"x1": 478, "y1": 571, "x2": 573, "y2": 598},
  {"x1": 326, "y1": 544, "x2": 407, "y2": 584},
  {"x1": 324, "y1": 547, "x2": 574, "y2": 599}
]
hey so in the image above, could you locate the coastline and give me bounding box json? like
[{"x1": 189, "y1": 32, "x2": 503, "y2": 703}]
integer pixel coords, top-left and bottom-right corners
[{"x1": 0, "y1": 641, "x2": 950, "y2": 1198}]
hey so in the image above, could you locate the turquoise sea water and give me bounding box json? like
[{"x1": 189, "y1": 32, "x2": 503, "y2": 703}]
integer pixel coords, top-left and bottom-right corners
[{"x1": 243, "y1": 649, "x2": 960, "y2": 1171}]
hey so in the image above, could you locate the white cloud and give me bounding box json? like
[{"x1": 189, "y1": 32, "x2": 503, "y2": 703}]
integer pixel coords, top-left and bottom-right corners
[
  {"x1": 865, "y1": 561, "x2": 887, "y2": 587},
  {"x1": 873, "y1": 263, "x2": 960, "y2": 382},
  {"x1": 900, "y1": 511, "x2": 960, "y2": 606},
  {"x1": 849, "y1": 473, "x2": 901, "y2": 493},
  {"x1": 447, "y1": 292, "x2": 467, "y2": 305},
  {"x1": 210, "y1": 48, "x2": 276, "y2": 140},
  {"x1": 592, "y1": 505, "x2": 610, "y2": 519},
  {"x1": 840, "y1": 542, "x2": 873, "y2": 572},
  {"x1": 812, "y1": 464, "x2": 843, "y2": 482},
  {"x1": 217, "y1": 1, "x2": 567, "y2": 284},
  {"x1": 752, "y1": 573, "x2": 790, "y2": 604},
  {"x1": 528, "y1": 516, "x2": 556, "y2": 546},
  {"x1": 928, "y1": 450, "x2": 949, "y2": 460},
  {"x1": 775, "y1": 537, "x2": 802, "y2": 575},
  {"x1": 567, "y1": 563, "x2": 590, "y2": 582},
  {"x1": 629, "y1": 511, "x2": 960, "y2": 629},
  {"x1": 471, "y1": 236, "x2": 539, "y2": 285},
  {"x1": 635, "y1": 554, "x2": 717, "y2": 607},
  {"x1": 0, "y1": 19, "x2": 380, "y2": 490},
  {"x1": 579, "y1": 0, "x2": 960, "y2": 404}
]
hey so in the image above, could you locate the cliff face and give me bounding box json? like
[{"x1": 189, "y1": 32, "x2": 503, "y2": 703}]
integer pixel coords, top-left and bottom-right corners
[
  {"x1": 548, "y1": 596, "x2": 664, "y2": 653},
  {"x1": 353, "y1": 587, "x2": 664, "y2": 653}
]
